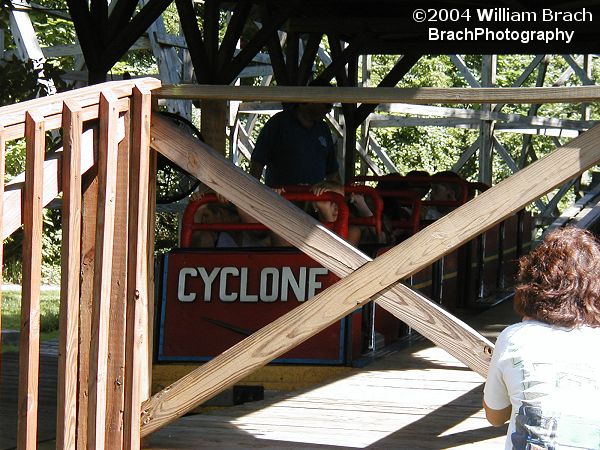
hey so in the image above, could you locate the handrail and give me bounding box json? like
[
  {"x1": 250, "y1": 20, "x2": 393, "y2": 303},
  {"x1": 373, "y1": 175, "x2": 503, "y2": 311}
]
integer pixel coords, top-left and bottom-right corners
[
  {"x1": 156, "y1": 84, "x2": 600, "y2": 104},
  {"x1": 180, "y1": 190, "x2": 349, "y2": 246}
]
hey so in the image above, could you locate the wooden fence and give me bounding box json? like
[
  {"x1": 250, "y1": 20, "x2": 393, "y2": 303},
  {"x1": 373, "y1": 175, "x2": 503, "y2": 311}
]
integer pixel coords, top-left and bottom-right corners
[
  {"x1": 0, "y1": 78, "x2": 160, "y2": 449},
  {"x1": 2, "y1": 81, "x2": 600, "y2": 448}
]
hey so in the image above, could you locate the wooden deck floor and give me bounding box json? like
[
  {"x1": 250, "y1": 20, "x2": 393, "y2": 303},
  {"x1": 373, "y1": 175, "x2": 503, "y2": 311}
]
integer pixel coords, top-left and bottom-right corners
[{"x1": 143, "y1": 301, "x2": 519, "y2": 449}]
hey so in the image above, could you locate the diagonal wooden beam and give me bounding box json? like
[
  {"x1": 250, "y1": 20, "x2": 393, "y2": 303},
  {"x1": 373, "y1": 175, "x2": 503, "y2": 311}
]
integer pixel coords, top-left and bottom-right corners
[
  {"x1": 101, "y1": 0, "x2": 172, "y2": 75},
  {"x1": 65, "y1": 0, "x2": 101, "y2": 70},
  {"x1": 141, "y1": 115, "x2": 600, "y2": 435},
  {"x1": 175, "y1": 0, "x2": 212, "y2": 83},
  {"x1": 297, "y1": 33, "x2": 322, "y2": 85},
  {"x1": 106, "y1": 0, "x2": 139, "y2": 39},
  {"x1": 353, "y1": 54, "x2": 421, "y2": 127},
  {"x1": 216, "y1": 0, "x2": 253, "y2": 76},
  {"x1": 265, "y1": 28, "x2": 290, "y2": 85},
  {"x1": 222, "y1": 2, "x2": 300, "y2": 84}
]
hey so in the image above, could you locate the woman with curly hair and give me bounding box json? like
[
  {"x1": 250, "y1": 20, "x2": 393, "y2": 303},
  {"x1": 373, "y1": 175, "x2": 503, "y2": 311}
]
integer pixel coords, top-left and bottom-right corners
[{"x1": 483, "y1": 227, "x2": 600, "y2": 450}]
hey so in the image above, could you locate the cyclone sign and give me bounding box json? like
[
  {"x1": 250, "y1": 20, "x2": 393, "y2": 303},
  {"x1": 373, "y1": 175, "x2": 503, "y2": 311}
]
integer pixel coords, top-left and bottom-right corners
[{"x1": 157, "y1": 249, "x2": 362, "y2": 364}]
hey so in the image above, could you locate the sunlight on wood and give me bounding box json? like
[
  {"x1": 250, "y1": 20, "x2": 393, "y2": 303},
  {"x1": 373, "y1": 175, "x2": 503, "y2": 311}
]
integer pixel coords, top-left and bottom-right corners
[{"x1": 225, "y1": 346, "x2": 501, "y2": 449}]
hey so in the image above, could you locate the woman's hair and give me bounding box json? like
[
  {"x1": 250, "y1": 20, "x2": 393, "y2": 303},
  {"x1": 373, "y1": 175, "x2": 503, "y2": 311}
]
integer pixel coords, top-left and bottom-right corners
[{"x1": 514, "y1": 227, "x2": 600, "y2": 327}]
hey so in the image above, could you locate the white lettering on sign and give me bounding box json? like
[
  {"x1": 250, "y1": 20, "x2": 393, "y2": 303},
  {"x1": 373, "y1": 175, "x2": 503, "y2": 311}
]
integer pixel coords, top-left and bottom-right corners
[
  {"x1": 176, "y1": 266, "x2": 330, "y2": 303},
  {"x1": 178, "y1": 268, "x2": 197, "y2": 302}
]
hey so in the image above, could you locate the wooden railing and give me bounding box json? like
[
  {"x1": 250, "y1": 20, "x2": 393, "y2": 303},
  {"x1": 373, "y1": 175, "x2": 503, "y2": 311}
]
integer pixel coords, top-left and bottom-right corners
[
  {"x1": 0, "y1": 77, "x2": 160, "y2": 449},
  {"x1": 2, "y1": 82, "x2": 600, "y2": 448}
]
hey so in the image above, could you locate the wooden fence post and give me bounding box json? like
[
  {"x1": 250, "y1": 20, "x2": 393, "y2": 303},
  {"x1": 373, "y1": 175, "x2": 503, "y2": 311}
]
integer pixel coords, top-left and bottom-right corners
[
  {"x1": 87, "y1": 92, "x2": 120, "y2": 450},
  {"x1": 17, "y1": 110, "x2": 45, "y2": 449},
  {"x1": 123, "y1": 85, "x2": 152, "y2": 450},
  {"x1": 56, "y1": 100, "x2": 83, "y2": 450}
]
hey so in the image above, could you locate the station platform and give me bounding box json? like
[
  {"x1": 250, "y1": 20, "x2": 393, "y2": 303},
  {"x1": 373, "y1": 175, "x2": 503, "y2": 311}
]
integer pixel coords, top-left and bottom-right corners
[{"x1": 143, "y1": 300, "x2": 519, "y2": 449}]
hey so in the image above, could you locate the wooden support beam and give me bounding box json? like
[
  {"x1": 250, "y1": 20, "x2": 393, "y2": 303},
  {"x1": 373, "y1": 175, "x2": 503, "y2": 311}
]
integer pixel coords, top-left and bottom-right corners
[
  {"x1": 217, "y1": 0, "x2": 252, "y2": 76},
  {"x1": 105, "y1": 107, "x2": 130, "y2": 449},
  {"x1": 106, "y1": 0, "x2": 138, "y2": 39},
  {"x1": 156, "y1": 84, "x2": 600, "y2": 105},
  {"x1": 123, "y1": 86, "x2": 152, "y2": 450},
  {"x1": 222, "y1": 2, "x2": 299, "y2": 84},
  {"x1": 297, "y1": 33, "x2": 321, "y2": 85},
  {"x1": 175, "y1": 0, "x2": 212, "y2": 83},
  {"x1": 102, "y1": 0, "x2": 173, "y2": 77},
  {"x1": 17, "y1": 110, "x2": 45, "y2": 449},
  {"x1": 201, "y1": 100, "x2": 228, "y2": 155},
  {"x1": 203, "y1": 0, "x2": 219, "y2": 70},
  {"x1": 286, "y1": 31, "x2": 300, "y2": 84},
  {"x1": 65, "y1": 0, "x2": 101, "y2": 71},
  {"x1": 327, "y1": 35, "x2": 349, "y2": 86},
  {"x1": 56, "y1": 100, "x2": 83, "y2": 450},
  {"x1": 143, "y1": 116, "x2": 600, "y2": 435},
  {"x1": 87, "y1": 92, "x2": 120, "y2": 449},
  {"x1": 315, "y1": 38, "x2": 361, "y2": 84},
  {"x1": 353, "y1": 54, "x2": 421, "y2": 127},
  {"x1": 265, "y1": 28, "x2": 289, "y2": 85}
]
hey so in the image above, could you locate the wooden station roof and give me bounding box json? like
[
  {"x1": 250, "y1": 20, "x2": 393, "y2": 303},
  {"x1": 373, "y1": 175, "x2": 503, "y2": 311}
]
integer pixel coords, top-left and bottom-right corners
[{"x1": 65, "y1": 0, "x2": 600, "y2": 84}]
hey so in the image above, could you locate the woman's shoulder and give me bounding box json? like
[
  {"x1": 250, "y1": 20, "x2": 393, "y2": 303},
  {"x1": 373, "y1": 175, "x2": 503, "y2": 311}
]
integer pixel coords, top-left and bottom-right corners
[{"x1": 497, "y1": 320, "x2": 600, "y2": 348}]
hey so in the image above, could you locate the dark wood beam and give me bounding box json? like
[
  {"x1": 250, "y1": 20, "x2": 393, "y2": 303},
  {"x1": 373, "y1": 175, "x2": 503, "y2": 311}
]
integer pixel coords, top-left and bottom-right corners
[
  {"x1": 286, "y1": 31, "x2": 299, "y2": 84},
  {"x1": 65, "y1": 1, "x2": 101, "y2": 72},
  {"x1": 266, "y1": 30, "x2": 290, "y2": 85},
  {"x1": 176, "y1": 0, "x2": 212, "y2": 84},
  {"x1": 221, "y1": 1, "x2": 300, "y2": 85},
  {"x1": 216, "y1": 0, "x2": 253, "y2": 76},
  {"x1": 297, "y1": 33, "x2": 321, "y2": 85},
  {"x1": 343, "y1": 54, "x2": 359, "y2": 180},
  {"x1": 353, "y1": 54, "x2": 420, "y2": 127},
  {"x1": 90, "y1": 0, "x2": 108, "y2": 48},
  {"x1": 106, "y1": 0, "x2": 138, "y2": 40},
  {"x1": 314, "y1": 38, "x2": 361, "y2": 84},
  {"x1": 327, "y1": 34, "x2": 349, "y2": 86},
  {"x1": 203, "y1": 0, "x2": 220, "y2": 70},
  {"x1": 101, "y1": 0, "x2": 173, "y2": 77}
]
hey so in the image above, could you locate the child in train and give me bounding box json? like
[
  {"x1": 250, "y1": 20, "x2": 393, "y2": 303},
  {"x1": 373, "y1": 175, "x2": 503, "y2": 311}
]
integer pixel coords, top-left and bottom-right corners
[
  {"x1": 423, "y1": 171, "x2": 464, "y2": 220},
  {"x1": 189, "y1": 186, "x2": 272, "y2": 248},
  {"x1": 310, "y1": 181, "x2": 374, "y2": 246}
]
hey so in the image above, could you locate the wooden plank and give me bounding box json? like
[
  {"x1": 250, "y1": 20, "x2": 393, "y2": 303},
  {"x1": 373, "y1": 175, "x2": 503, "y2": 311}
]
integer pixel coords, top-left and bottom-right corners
[
  {"x1": 2, "y1": 126, "x2": 109, "y2": 240},
  {"x1": 105, "y1": 105, "x2": 130, "y2": 450},
  {"x1": 201, "y1": 100, "x2": 228, "y2": 155},
  {"x1": 156, "y1": 84, "x2": 600, "y2": 105},
  {"x1": 0, "y1": 78, "x2": 160, "y2": 131},
  {"x1": 145, "y1": 141, "x2": 158, "y2": 399},
  {"x1": 17, "y1": 110, "x2": 45, "y2": 449},
  {"x1": 2, "y1": 97, "x2": 130, "y2": 142},
  {"x1": 56, "y1": 100, "x2": 83, "y2": 450},
  {"x1": 123, "y1": 86, "x2": 152, "y2": 450},
  {"x1": 77, "y1": 162, "x2": 99, "y2": 450},
  {"x1": 174, "y1": 0, "x2": 212, "y2": 84},
  {"x1": 87, "y1": 92, "x2": 120, "y2": 450},
  {"x1": 142, "y1": 117, "x2": 600, "y2": 435}
]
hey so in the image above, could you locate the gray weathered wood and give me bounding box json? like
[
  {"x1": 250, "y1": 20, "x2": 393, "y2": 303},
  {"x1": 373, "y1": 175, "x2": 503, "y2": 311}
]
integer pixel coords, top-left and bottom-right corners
[{"x1": 156, "y1": 84, "x2": 600, "y2": 105}]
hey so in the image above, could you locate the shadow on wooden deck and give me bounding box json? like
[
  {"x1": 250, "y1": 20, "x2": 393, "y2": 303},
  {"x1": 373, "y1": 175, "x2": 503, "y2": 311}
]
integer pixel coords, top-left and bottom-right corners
[
  {"x1": 143, "y1": 300, "x2": 517, "y2": 449},
  {"x1": 0, "y1": 300, "x2": 518, "y2": 449}
]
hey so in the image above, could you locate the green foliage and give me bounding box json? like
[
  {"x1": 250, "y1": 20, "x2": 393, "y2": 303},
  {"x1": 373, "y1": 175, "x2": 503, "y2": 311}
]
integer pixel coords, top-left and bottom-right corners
[{"x1": 1, "y1": 289, "x2": 61, "y2": 333}]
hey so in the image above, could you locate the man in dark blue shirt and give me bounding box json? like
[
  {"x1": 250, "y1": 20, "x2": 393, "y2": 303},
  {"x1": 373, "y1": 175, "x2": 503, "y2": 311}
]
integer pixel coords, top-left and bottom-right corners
[{"x1": 249, "y1": 102, "x2": 341, "y2": 188}]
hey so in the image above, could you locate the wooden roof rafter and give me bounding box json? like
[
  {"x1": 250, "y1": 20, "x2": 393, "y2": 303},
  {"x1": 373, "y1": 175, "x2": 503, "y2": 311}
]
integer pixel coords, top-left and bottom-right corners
[{"x1": 65, "y1": 0, "x2": 172, "y2": 83}]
